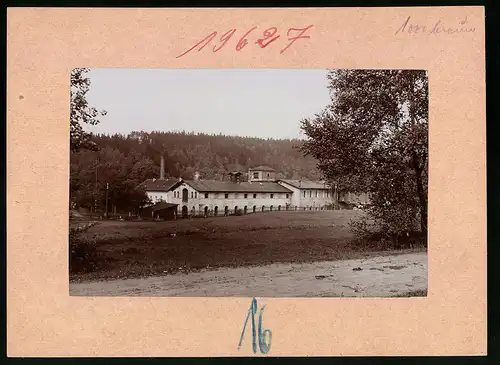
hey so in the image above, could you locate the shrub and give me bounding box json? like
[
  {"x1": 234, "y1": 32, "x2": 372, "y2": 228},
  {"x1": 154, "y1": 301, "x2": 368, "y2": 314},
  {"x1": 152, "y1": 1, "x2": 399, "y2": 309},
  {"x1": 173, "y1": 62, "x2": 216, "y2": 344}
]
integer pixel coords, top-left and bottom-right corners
[
  {"x1": 69, "y1": 223, "x2": 100, "y2": 274},
  {"x1": 349, "y1": 218, "x2": 427, "y2": 250}
]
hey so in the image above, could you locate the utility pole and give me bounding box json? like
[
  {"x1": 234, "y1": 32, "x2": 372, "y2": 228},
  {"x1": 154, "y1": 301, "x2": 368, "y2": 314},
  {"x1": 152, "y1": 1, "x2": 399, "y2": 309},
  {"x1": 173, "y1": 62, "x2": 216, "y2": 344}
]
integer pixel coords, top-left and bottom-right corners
[
  {"x1": 94, "y1": 160, "x2": 98, "y2": 212},
  {"x1": 105, "y1": 183, "x2": 109, "y2": 219}
]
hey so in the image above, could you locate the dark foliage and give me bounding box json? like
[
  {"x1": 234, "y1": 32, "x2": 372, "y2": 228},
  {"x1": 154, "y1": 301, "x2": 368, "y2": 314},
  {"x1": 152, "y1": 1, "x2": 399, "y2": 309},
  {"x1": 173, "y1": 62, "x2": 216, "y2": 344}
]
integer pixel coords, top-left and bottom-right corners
[
  {"x1": 69, "y1": 226, "x2": 99, "y2": 274},
  {"x1": 300, "y1": 69, "x2": 428, "y2": 238},
  {"x1": 70, "y1": 68, "x2": 107, "y2": 153}
]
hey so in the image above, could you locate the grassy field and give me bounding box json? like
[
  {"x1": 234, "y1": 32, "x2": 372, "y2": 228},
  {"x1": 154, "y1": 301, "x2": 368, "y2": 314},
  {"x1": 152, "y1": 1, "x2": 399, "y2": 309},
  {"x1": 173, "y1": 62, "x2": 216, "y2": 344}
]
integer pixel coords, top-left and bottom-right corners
[{"x1": 70, "y1": 210, "x2": 425, "y2": 282}]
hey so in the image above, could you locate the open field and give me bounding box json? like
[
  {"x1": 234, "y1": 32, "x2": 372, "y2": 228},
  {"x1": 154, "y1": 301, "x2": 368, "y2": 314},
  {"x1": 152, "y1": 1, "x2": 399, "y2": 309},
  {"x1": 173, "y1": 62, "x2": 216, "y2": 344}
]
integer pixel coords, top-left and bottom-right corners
[{"x1": 70, "y1": 210, "x2": 426, "y2": 283}]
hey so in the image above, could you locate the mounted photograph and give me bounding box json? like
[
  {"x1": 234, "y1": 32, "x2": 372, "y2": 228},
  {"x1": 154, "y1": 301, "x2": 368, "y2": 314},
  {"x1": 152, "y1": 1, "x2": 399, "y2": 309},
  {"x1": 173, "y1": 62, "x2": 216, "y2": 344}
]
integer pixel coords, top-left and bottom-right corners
[{"x1": 69, "y1": 68, "x2": 428, "y2": 297}]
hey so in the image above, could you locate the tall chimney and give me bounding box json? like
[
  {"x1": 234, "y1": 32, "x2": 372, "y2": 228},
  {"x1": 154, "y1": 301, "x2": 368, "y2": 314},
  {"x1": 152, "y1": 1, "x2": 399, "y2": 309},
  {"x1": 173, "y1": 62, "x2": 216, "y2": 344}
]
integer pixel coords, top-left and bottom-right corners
[{"x1": 160, "y1": 154, "x2": 165, "y2": 180}]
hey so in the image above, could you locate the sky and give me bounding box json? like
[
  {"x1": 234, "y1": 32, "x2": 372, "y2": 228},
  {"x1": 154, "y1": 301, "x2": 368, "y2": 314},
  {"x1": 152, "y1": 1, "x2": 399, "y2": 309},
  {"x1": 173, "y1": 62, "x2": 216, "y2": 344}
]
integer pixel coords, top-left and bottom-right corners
[{"x1": 85, "y1": 68, "x2": 331, "y2": 140}]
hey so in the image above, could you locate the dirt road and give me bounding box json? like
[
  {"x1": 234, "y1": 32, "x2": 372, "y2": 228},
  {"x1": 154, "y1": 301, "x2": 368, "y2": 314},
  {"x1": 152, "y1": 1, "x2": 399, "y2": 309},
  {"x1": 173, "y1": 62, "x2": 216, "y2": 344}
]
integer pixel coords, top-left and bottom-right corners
[{"x1": 70, "y1": 252, "x2": 427, "y2": 297}]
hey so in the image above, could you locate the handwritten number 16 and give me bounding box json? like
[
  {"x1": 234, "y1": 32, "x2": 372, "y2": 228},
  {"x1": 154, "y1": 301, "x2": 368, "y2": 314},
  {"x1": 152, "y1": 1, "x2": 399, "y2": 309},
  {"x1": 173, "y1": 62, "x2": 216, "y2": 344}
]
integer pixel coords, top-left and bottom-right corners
[{"x1": 238, "y1": 298, "x2": 272, "y2": 354}]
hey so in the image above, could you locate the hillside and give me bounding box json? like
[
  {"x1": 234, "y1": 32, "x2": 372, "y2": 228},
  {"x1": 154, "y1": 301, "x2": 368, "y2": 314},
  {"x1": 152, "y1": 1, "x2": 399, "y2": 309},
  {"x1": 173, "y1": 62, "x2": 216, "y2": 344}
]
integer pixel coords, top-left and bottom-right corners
[{"x1": 70, "y1": 131, "x2": 323, "y2": 211}]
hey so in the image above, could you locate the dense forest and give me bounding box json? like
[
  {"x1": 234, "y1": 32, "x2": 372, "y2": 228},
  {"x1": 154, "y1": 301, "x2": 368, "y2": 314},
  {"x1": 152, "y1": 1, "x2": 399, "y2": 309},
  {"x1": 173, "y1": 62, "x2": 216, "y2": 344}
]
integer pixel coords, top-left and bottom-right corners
[{"x1": 70, "y1": 130, "x2": 322, "y2": 212}]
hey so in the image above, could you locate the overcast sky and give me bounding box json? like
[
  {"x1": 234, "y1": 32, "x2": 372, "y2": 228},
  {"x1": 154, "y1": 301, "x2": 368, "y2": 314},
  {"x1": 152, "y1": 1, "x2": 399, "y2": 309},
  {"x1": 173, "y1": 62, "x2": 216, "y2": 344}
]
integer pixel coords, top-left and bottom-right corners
[{"x1": 85, "y1": 68, "x2": 331, "y2": 140}]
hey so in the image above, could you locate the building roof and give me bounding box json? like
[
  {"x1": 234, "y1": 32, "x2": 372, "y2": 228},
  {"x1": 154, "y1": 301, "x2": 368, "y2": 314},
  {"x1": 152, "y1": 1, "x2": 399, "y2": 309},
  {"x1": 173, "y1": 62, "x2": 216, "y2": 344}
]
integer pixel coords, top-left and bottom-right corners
[
  {"x1": 248, "y1": 165, "x2": 275, "y2": 172},
  {"x1": 149, "y1": 202, "x2": 179, "y2": 211},
  {"x1": 183, "y1": 180, "x2": 292, "y2": 193},
  {"x1": 139, "y1": 178, "x2": 181, "y2": 192},
  {"x1": 278, "y1": 179, "x2": 331, "y2": 190}
]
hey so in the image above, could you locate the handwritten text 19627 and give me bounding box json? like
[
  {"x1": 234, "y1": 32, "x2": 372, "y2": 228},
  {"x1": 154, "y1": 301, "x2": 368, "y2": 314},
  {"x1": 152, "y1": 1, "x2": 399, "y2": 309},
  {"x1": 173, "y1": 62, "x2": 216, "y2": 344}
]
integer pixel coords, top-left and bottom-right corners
[{"x1": 176, "y1": 25, "x2": 313, "y2": 58}]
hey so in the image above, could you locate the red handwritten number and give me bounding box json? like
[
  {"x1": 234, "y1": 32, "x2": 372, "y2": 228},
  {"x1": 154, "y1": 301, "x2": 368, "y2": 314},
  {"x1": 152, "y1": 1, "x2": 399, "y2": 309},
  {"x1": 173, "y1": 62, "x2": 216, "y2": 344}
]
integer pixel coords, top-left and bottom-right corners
[
  {"x1": 213, "y1": 29, "x2": 237, "y2": 52},
  {"x1": 176, "y1": 25, "x2": 313, "y2": 58},
  {"x1": 280, "y1": 25, "x2": 314, "y2": 54},
  {"x1": 176, "y1": 31, "x2": 218, "y2": 58},
  {"x1": 255, "y1": 27, "x2": 280, "y2": 48},
  {"x1": 236, "y1": 27, "x2": 257, "y2": 51}
]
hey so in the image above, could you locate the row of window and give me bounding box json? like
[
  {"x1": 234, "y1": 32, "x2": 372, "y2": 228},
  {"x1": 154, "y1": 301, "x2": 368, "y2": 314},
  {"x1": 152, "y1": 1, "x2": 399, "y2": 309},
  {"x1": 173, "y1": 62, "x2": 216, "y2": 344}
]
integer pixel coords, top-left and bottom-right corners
[
  {"x1": 172, "y1": 192, "x2": 290, "y2": 199},
  {"x1": 252, "y1": 172, "x2": 272, "y2": 179},
  {"x1": 172, "y1": 191, "x2": 199, "y2": 199},
  {"x1": 303, "y1": 190, "x2": 331, "y2": 198},
  {"x1": 157, "y1": 191, "x2": 330, "y2": 202}
]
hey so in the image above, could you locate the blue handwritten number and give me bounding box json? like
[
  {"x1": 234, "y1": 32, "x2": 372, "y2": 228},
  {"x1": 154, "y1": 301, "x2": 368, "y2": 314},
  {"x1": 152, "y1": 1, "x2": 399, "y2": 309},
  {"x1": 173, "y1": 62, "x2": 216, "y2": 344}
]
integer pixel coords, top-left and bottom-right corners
[{"x1": 238, "y1": 298, "x2": 272, "y2": 354}]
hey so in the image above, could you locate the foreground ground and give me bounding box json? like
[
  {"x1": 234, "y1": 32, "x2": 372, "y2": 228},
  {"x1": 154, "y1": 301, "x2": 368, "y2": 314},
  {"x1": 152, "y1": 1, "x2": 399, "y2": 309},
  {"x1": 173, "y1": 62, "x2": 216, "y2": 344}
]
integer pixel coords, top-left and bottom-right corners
[
  {"x1": 70, "y1": 210, "x2": 427, "y2": 296},
  {"x1": 70, "y1": 251, "x2": 427, "y2": 297}
]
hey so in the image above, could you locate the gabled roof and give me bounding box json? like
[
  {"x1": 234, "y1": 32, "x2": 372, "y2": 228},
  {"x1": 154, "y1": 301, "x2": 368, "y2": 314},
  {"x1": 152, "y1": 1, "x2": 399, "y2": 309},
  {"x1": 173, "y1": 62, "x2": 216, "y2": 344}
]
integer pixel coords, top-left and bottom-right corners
[
  {"x1": 139, "y1": 178, "x2": 182, "y2": 192},
  {"x1": 248, "y1": 165, "x2": 275, "y2": 172},
  {"x1": 183, "y1": 180, "x2": 292, "y2": 193},
  {"x1": 278, "y1": 179, "x2": 331, "y2": 190}
]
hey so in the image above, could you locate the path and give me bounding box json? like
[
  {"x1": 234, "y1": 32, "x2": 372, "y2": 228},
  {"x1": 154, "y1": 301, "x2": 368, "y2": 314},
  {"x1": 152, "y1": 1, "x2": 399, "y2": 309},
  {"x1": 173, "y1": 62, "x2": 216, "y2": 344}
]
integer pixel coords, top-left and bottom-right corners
[{"x1": 69, "y1": 252, "x2": 427, "y2": 297}]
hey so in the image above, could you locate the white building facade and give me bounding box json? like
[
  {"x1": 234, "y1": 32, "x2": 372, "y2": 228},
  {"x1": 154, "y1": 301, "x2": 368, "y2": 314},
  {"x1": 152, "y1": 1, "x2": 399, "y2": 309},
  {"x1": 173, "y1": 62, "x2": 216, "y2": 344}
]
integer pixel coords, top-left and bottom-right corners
[
  {"x1": 169, "y1": 179, "x2": 292, "y2": 217},
  {"x1": 140, "y1": 166, "x2": 367, "y2": 218},
  {"x1": 277, "y1": 180, "x2": 334, "y2": 209}
]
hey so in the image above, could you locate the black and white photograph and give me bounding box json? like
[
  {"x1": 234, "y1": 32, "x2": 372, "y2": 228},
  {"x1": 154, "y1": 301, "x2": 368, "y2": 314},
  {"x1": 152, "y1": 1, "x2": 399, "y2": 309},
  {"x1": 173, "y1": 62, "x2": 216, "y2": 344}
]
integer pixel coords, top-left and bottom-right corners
[{"x1": 69, "y1": 68, "x2": 428, "y2": 297}]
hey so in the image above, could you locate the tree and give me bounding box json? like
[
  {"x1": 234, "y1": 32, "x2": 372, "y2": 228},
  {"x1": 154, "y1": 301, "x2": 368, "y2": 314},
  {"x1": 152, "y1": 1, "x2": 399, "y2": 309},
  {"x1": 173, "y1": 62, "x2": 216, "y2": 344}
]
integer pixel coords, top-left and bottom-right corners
[
  {"x1": 300, "y1": 69, "x2": 428, "y2": 237},
  {"x1": 70, "y1": 68, "x2": 107, "y2": 152}
]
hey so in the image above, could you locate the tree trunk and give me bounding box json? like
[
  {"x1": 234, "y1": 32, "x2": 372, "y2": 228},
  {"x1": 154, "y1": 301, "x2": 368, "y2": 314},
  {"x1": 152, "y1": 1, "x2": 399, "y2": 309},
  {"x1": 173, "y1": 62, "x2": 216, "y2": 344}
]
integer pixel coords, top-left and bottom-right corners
[
  {"x1": 412, "y1": 152, "x2": 427, "y2": 234},
  {"x1": 408, "y1": 72, "x2": 427, "y2": 235}
]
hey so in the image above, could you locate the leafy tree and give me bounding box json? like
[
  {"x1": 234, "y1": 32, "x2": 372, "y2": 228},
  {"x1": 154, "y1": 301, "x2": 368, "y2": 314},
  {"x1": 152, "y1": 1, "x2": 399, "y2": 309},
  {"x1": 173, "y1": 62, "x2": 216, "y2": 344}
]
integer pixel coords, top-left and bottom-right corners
[
  {"x1": 70, "y1": 68, "x2": 107, "y2": 152},
  {"x1": 300, "y1": 69, "x2": 428, "y2": 237}
]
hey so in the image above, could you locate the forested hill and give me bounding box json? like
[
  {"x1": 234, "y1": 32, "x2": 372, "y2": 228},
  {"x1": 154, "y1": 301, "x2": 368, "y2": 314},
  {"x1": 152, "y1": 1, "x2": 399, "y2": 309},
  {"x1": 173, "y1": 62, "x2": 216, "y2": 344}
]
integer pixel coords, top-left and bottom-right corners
[
  {"x1": 70, "y1": 131, "x2": 323, "y2": 210},
  {"x1": 73, "y1": 130, "x2": 322, "y2": 181}
]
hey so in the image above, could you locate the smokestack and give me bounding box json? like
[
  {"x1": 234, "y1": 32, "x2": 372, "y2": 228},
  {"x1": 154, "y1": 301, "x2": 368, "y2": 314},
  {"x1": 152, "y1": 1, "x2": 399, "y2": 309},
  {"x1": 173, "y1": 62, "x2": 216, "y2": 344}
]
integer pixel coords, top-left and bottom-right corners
[{"x1": 160, "y1": 154, "x2": 165, "y2": 180}]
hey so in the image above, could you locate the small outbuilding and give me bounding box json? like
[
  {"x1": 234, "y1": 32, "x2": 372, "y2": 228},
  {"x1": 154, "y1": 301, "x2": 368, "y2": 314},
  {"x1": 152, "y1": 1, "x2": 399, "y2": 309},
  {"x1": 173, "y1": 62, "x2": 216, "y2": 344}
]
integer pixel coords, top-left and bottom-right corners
[{"x1": 141, "y1": 202, "x2": 179, "y2": 221}]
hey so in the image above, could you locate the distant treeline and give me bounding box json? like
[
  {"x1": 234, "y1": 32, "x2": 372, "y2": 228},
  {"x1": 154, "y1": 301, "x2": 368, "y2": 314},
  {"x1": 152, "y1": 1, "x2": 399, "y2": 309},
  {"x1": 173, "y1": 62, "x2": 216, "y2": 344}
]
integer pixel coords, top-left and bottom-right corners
[
  {"x1": 92, "y1": 131, "x2": 321, "y2": 180},
  {"x1": 70, "y1": 131, "x2": 322, "y2": 211}
]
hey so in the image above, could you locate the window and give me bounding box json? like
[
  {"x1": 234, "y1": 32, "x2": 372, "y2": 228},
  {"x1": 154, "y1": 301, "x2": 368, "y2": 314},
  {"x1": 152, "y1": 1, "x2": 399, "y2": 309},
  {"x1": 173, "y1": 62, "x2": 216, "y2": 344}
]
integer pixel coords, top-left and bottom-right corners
[
  {"x1": 253, "y1": 193, "x2": 257, "y2": 198},
  {"x1": 267, "y1": 173, "x2": 270, "y2": 178},
  {"x1": 191, "y1": 192, "x2": 194, "y2": 198},
  {"x1": 244, "y1": 193, "x2": 248, "y2": 198},
  {"x1": 315, "y1": 191, "x2": 318, "y2": 198},
  {"x1": 204, "y1": 193, "x2": 209, "y2": 199},
  {"x1": 309, "y1": 191, "x2": 312, "y2": 198},
  {"x1": 303, "y1": 191, "x2": 306, "y2": 198},
  {"x1": 286, "y1": 194, "x2": 289, "y2": 198},
  {"x1": 195, "y1": 192, "x2": 197, "y2": 198},
  {"x1": 253, "y1": 172, "x2": 259, "y2": 178},
  {"x1": 270, "y1": 194, "x2": 274, "y2": 199},
  {"x1": 225, "y1": 193, "x2": 229, "y2": 199}
]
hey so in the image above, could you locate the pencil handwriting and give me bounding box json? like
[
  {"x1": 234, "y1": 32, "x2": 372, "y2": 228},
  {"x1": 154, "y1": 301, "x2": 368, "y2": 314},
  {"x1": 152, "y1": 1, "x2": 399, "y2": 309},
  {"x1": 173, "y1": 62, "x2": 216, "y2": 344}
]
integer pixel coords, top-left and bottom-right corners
[{"x1": 395, "y1": 16, "x2": 475, "y2": 36}]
